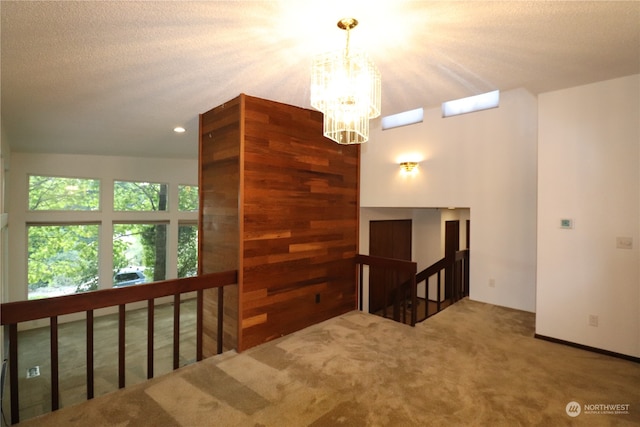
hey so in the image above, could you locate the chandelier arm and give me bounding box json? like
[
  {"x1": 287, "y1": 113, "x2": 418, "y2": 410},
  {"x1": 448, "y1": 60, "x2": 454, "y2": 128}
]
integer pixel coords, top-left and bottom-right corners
[{"x1": 345, "y1": 25, "x2": 351, "y2": 58}]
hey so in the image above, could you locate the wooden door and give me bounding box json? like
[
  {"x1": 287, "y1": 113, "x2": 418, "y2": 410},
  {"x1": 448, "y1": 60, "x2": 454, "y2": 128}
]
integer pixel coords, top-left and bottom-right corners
[
  {"x1": 444, "y1": 220, "x2": 460, "y2": 299},
  {"x1": 466, "y1": 219, "x2": 470, "y2": 250},
  {"x1": 369, "y1": 220, "x2": 412, "y2": 313}
]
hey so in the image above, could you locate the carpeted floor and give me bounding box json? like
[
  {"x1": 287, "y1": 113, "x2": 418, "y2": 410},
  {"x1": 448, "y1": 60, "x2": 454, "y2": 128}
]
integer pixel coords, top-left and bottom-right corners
[{"x1": 16, "y1": 299, "x2": 640, "y2": 426}]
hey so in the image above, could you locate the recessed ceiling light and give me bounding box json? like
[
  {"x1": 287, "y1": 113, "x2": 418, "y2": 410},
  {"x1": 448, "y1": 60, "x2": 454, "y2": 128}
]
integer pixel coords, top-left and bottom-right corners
[{"x1": 173, "y1": 127, "x2": 186, "y2": 133}]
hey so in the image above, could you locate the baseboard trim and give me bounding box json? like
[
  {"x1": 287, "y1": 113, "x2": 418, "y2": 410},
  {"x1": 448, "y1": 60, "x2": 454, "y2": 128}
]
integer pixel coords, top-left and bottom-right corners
[{"x1": 534, "y1": 334, "x2": 640, "y2": 364}]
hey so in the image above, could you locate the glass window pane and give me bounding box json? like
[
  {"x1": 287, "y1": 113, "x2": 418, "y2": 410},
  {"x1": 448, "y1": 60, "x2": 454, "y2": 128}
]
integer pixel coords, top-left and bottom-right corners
[
  {"x1": 178, "y1": 224, "x2": 198, "y2": 278},
  {"x1": 114, "y1": 181, "x2": 168, "y2": 211},
  {"x1": 28, "y1": 224, "x2": 99, "y2": 299},
  {"x1": 113, "y1": 223, "x2": 167, "y2": 286},
  {"x1": 29, "y1": 175, "x2": 100, "y2": 211},
  {"x1": 178, "y1": 185, "x2": 198, "y2": 212}
]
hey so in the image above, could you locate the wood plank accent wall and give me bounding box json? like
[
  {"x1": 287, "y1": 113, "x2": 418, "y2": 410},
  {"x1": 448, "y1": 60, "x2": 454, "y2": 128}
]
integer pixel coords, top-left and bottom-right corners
[
  {"x1": 199, "y1": 96, "x2": 242, "y2": 355},
  {"x1": 200, "y1": 94, "x2": 359, "y2": 352}
]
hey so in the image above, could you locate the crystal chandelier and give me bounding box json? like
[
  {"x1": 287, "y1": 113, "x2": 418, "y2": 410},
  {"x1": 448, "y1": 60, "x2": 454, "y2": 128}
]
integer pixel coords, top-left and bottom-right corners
[{"x1": 311, "y1": 18, "x2": 381, "y2": 144}]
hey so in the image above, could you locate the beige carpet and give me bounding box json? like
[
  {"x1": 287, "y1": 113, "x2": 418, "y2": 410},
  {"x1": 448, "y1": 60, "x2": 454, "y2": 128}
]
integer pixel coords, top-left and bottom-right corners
[{"x1": 16, "y1": 299, "x2": 640, "y2": 426}]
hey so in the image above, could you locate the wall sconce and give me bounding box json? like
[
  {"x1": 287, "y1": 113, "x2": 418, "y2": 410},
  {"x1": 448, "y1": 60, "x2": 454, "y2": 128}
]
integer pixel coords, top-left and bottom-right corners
[{"x1": 400, "y1": 161, "x2": 419, "y2": 173}]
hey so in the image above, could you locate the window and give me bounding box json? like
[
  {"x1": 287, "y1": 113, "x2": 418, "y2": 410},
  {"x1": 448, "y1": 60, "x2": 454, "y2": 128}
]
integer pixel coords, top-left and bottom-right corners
[
  {"x1": 27, "y1": 224, "x2": 99, "y2": 299},
  {"x1": 178, "y1": 186, "x2": 198, "y2": 278},
  {"x1": 23, "y1": 173, "x2": 197, "y2": 298},
  {"x1": 381, "y1": 108, "x2": 424, "y2": 130},
  {"x1": 29, "y1": 175, "x2": 100, "y2": 211},
  {"x1": 178, "y1": 223, "x2": 198, "y2": 278},
  {"x1": 113, "y1": 223, "x2": 167, "y2": 286},
  {"x1": 114, "y1": 180, "x2": 168, "y2": 211},
  {"x1": 442, "y1": 90, "x2": 500, "y2": 118},
  {"x1": 178, "y1": 185, "x2": 198, "y2": 212}
]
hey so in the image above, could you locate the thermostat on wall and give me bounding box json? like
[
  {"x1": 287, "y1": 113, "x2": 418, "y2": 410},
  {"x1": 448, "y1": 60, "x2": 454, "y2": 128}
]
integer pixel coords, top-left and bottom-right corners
[{"x1": 560, "y1": 218, "x2": 573, "y2": 229}]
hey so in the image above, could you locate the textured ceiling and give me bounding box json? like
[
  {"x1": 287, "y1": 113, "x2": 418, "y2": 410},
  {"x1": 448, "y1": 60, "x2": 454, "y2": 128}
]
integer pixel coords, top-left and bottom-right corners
[{"x1": 1, "y1": 1, "x2": 639, "y2": 159}]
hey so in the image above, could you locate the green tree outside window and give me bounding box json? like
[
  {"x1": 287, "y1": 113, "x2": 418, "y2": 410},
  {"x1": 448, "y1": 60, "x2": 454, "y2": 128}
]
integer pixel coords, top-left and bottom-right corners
[
  {"x1": 178, "y1": 185, "x2": 198, "y2": 211},
  {"x1": 114, "y1": 181, "x2": 168, "y2": 211},
  {"x1": 178, "y1": 224, "x2": 198, "y2": 278},
  {"x1": 29, "y1": 175, "x2": 100, "y2": 210},
  {"x1": 28, "y1": 224, "x2": 99, "y2": 299}
]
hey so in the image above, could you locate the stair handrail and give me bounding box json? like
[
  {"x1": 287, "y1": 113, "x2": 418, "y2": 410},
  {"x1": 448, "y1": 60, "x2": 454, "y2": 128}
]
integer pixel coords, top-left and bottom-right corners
[
  {"x1": 355, "y1": 254, "x2": 418, "y2": 325},
  {"x1": 405, "y1": 249, "x2": 470, "y2": 322},
  {"x1": 357, "y1": 249, "x2": 470, "y2": 327}
]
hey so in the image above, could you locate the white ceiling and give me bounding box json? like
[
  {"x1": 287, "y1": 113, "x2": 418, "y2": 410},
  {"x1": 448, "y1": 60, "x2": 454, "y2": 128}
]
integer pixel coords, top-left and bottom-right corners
[{"x1": 2, "y1": 1, "x2": 639, "y2": 159}]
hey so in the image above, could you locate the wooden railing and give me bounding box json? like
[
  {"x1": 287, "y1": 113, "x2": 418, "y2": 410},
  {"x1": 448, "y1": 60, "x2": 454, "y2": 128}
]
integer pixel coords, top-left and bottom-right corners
[
  {"x1": 356, "y1": 250, "x2": 470, "y2": 326},
  {"x1": 355, "y1": 254, "x2": 418, "y2": 325},
  {"x1": 0, "y1": 270, "x2": 237, "y2": 425},
  {"x1": 410, "y1": 249, "x2": 470, "y2": 322}
]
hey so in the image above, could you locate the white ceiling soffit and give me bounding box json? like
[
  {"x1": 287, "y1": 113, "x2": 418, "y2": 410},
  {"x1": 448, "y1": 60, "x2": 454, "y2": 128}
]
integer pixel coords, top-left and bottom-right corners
[{"x1": 1, "y1": 1, "x2": 639, "y2": 159}]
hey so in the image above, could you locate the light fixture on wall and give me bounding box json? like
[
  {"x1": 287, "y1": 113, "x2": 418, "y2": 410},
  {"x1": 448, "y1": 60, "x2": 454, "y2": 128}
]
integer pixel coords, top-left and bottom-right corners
[
  {"x1": 400, "y1": 161, "x2": 419, "y2": 173},
  {"x1": 311, "y1": 18, "x2": 381, "y2": 144}
]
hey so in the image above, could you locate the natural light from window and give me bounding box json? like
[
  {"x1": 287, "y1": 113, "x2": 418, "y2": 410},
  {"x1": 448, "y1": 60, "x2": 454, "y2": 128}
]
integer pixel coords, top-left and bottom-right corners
[
  {"x1": 27, "y1": 224, "x2": 99, "y2": 299},
  {"x1": 178, "y1": 223, "x2": 198, "y2": 278},
  {"x1": 381, "y1": 108, "x2": 424, "y2": 130},
  {"x1": 442, "y1": 90, "x2": 500, "y2": 118},
  {"x1": 113, "y1": 223, "x2": 167, "y2": 287},
  {"x1": 178, "y1": 185, "x2": 198, "y2": 211},
  {"x1": 28, "y1": 175, "x2": 100, "y2": 211},
  {"x1": 26, "y1": 174, "x2": 199, "y2": 299},
  {"x1": 114, "y1": 180, "x2": 169, "y2": 211}
]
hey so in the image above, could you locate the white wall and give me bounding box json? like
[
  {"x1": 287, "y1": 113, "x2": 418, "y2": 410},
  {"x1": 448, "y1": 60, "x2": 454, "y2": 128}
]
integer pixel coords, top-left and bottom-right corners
[
  {"x1": 7, "y1": 152, "x2": 198, "y2": 308},
  {"x1": 361, "y1": 88, "x2": 538, "y2": 312},
  {"x1": 536, "y1": 74, "x2": 640, "y2": 357}
]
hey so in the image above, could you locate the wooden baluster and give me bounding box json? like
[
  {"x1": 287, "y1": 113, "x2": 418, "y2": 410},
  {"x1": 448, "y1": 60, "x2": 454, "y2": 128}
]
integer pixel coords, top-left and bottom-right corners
[
  {"x1": 452, "y1": 260, "x2": 457, "y2": 303},
  {"x1": 173, "y1": 294, "x2": 180, "y2": 370},
  {"x1": 437, "y1": 271, "x2": 441, "y2": 313},
  {"x1": 358, "y1": 263, "x2": 364, "y2": 311},
  {"x1": 392, "y1": 272, "x2": 398, "y2": 323},
  {"x1": 50, "y1": 316, "x2": 60, "y2": 411},
  {"x1": 464, "y1": 252, "x2": 470, "y2": 297},
  {"x1": 9, "y1": 323, "x2": 19, "y2": 424},
  {"x1": 0, "y1": 271, "x2": 238, "y2": 421},
  {"x1": 196, "y1": 289, "x2": 203, "y2": 361},
  {"x1": 457, "y1": 259, "x2": 461, "y2": 300},
  {"x1": 217, "y1": 287, "x2": 224, "y2": 354},
  {"x1": 147, "y1": 299, "x2": 154, "y2": 379},
  {"x1": 118, "y1": 304, "x2": 125, "y2": 388},
  {"x1": 86, "y1": 310, "x2": 94, "y2": 399},
  {"x1": 382, "y1": 268, "x2": 388, "y2": 319},
  {"x1": 410, "y1": 272, "x2": 417, "y2": 327}
]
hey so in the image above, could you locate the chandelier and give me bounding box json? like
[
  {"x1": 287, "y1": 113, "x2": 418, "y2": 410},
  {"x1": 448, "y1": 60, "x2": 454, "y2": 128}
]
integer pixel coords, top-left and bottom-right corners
[{"x1": 311, "y1": 18, "x2": 381, "y2": 144}]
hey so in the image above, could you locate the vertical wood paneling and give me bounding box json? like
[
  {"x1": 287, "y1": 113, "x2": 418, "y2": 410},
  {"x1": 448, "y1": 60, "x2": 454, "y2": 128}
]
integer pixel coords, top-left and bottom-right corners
[
  {"x1": 199, "y1": 94, "x2": 359, "y2": 353},
  {"x1": 199, "y1": 98, "x2": 241, "y2": 356}
]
